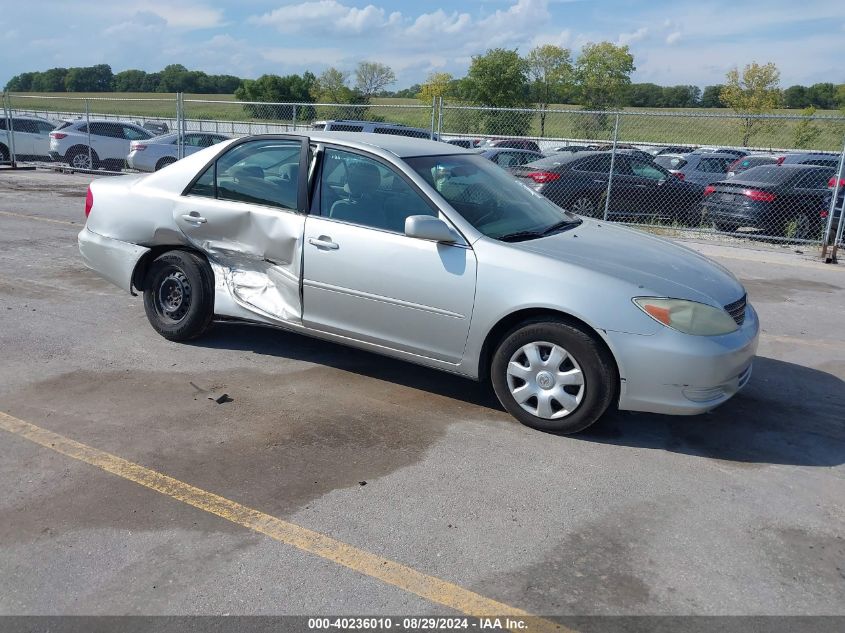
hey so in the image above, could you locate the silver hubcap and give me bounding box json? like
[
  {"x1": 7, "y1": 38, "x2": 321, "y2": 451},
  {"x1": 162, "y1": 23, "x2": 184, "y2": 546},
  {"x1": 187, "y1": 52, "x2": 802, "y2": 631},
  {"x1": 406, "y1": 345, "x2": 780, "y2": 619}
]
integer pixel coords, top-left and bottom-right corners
[
  {"x1": 71, "y1": 153, "x2": 92, "y2": 169},
  {"x1": 571, "y1": 197, "x2": 595, "y2": 216},
  {"x1": 506, "y1": 341, "x2": 585, "y2": 419}
]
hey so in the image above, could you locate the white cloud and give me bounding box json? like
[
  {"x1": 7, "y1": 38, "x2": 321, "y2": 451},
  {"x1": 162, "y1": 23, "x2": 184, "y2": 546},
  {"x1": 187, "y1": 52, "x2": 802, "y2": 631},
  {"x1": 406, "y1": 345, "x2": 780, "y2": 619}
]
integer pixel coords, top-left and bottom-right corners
[
  {"x1": 405, "y1": 10, "x2": 472, "y2": 38},
  {"x1": 618, "y1": 27, "x2": 648, "y2": 45},
  {"x1": 123, "y1": 1, "x2": 224, "y2": 29},
  {"x1": 251, "y1": 1, "x2": 396, "y2": 35},
  {"x1": 666, "y1": 31, "x2": 682, "y2": 45}
]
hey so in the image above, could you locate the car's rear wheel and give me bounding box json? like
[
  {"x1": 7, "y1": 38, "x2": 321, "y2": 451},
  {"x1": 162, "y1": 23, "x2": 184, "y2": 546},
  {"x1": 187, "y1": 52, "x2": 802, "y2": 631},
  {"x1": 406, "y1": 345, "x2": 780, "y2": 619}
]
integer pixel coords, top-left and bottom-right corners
[
  {"x1": 490, "y1": 319, "x2": 616, "y2": 434},
  {"x1": 781, "y1": 213, "x2": 814, "y2": 240},
  {"x1": 0, "y1": 144, "x2": 8, "y2": 163},
  {"x1": 143, "y1": 250, "x2": 214, "y2": 341},
  {"x1": 568, "y1": 193, "x2": 604, "y2": 218},
  {"x1": 69, "y1": 148, "x2": 98, "y2": 170},
  {"x1": 713, "y1": 221, "x2": 736, "y2": 233},
  {"x1": 155, "y1": 157, "x2": 177, "y2": 171}
]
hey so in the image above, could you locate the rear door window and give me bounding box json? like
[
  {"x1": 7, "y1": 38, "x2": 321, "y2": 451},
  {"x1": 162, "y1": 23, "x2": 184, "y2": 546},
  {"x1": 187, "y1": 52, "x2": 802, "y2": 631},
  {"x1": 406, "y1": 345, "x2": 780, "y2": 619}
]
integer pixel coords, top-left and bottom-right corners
[{"x1": 215, "y1": 139, "x2": 304, "y2": 211}]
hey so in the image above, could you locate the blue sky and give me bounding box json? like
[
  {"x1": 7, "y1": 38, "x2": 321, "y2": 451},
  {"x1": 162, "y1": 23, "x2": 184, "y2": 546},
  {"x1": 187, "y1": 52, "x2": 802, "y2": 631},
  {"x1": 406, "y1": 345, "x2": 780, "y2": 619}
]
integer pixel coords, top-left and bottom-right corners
[{"x1": 2, "y1": 0, "x2": 843, "y2": 90}]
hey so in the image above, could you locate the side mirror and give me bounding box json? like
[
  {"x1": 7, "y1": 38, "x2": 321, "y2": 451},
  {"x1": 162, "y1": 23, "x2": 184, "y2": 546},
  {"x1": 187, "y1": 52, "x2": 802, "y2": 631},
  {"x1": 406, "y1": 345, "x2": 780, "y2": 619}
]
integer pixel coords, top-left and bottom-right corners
[{"x1": 405, "y1": 215, "x2": 458, "y2": 243}]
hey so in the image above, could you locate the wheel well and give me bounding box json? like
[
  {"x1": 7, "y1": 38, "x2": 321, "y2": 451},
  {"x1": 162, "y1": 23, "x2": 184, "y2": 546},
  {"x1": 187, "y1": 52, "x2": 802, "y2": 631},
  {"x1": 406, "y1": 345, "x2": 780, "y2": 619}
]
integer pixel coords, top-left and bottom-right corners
[
  {"x1": 479, "y1": 308, "x2": 620, "y2": 391},
  {"x1": 67, "y1": 144, "x2": 95, "y2": 157},
  {"x1": 131, "y1": 245, "x2": 209, "y2": 292},
  {"x1": 155, "y1": 156, "x2": 177, "y2": 170}
]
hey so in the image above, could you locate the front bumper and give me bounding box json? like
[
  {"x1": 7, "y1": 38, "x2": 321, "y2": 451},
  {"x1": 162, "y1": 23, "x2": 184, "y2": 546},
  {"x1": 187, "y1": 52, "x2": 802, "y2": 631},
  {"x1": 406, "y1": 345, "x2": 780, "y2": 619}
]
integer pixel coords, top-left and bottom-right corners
[
  {"x1": 78, "y1": 227, "x2": 150, "y2": 293},
  {"x1": 607, "y1": 303, "x2": 760, "y2": 415}
]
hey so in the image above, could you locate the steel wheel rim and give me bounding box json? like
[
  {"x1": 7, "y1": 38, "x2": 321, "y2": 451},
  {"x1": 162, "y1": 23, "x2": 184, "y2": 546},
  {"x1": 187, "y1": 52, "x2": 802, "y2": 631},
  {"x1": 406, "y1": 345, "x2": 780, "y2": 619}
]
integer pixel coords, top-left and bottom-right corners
[
  {"x1": 794, "y1": 215, "x2": 810, "y2": 239},
  {"x1": 506, "y1": 341, "x2": 585, "y2": 420},
  {"x1": 71, "y1": 153, "x2": 91, "y2": 169},
  {"x1": 571, "y1": 197, "x2": 595, "y2": 216},
  {"x1": 156, "y1": 269, "x2": 191, "y2": 322}
]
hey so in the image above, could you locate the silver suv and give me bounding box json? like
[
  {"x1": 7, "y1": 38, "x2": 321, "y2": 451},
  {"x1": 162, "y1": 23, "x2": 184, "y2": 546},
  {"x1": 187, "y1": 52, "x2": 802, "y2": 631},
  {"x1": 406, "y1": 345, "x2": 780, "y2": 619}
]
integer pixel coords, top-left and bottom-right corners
[
  {"x1": 312, "y1": 119, "x2": 439, "y2": 140},
  {"x1": 1, "y1": 116, "x2": 56, "y2": 162},
  {"x1": 49, "y1": 119, "x2": 153, "y2": 170}
]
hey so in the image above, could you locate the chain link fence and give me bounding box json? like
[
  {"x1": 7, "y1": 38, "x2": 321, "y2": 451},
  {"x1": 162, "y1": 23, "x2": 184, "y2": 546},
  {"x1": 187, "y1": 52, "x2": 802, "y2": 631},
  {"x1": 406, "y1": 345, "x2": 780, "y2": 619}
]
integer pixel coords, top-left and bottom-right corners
[{"x1": 3, "y1": 92, "x2": 844, "y2": 252}]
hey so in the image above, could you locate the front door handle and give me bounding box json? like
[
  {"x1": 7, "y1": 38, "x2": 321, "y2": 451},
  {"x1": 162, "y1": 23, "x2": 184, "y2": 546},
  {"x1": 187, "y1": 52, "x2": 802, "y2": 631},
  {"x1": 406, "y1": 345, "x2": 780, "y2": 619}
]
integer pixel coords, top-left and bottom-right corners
[
  {"x1": 308, "y1": 237, "x2": 339, "y2": 250},
  {"x1": 181, "y1": 213, "x2": 207, "y2": 224}
]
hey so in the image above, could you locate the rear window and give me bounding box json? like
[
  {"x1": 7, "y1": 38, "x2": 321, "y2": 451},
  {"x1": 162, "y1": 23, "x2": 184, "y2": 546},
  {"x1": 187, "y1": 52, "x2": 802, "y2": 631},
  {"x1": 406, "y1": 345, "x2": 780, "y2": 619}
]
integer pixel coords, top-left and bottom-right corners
[
  {"x1": 56, "y1": 121, "x2": 73, "y2": 131},
  {"x1": 802, "y1": 158, "x2": 838, "y2": 168},
  {"x1": 736, "y1": 165, "x2": 797, "y2": 183},
  {"x1": 655, "y1": 156, "x2": 686, "y2": 170},
  {"x1": 698, "y1": 157, "x2": 733, "y2": 173}
]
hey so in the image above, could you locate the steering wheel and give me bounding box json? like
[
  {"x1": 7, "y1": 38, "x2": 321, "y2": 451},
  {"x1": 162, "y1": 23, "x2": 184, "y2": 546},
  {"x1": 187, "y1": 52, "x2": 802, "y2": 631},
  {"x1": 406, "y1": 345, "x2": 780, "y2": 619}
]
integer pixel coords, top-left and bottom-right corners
[{"x1": 460, "y1": 184, "x2": 500, "y2": 224}]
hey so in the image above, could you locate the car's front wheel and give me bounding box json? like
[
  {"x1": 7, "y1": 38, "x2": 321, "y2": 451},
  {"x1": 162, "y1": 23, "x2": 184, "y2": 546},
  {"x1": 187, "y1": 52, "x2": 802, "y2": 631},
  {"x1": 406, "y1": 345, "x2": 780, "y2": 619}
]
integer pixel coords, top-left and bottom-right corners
[
  {"x1": 69, "y1": 148, "x2": 99, "y2": 170},
  {"x1": 143, "y1": 250, "x2": 214, "y2": 341},
  {"x1": 490, "y1": 319, "x2": 616, "y2": 434},
  {"x1": 155, "y1": 157, "x2": 177, "y2": 171}
]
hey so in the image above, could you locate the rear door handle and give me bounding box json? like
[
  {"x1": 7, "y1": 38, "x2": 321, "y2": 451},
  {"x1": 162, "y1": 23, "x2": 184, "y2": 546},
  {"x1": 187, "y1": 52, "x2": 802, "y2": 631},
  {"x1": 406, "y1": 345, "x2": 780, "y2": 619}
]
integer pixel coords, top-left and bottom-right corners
[
  {"x1": 308, "y1": 237, "x2": 339, "y2": 250},
  {"x1": 181, "y1": 213, "x2": 207, "y2": 224}
]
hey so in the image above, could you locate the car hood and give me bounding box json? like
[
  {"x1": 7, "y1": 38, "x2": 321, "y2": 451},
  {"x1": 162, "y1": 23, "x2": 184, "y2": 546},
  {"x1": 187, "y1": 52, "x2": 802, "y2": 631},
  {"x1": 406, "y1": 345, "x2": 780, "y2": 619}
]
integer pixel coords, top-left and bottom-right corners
[{"x1": 511, "y1": 218, "x2": 745, "y2": 306}]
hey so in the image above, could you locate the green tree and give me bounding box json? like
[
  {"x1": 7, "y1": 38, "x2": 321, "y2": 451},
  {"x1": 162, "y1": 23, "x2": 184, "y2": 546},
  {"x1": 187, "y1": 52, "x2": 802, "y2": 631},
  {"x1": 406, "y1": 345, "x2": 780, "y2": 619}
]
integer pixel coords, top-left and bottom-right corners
[
  {"x1": 720, "y1": 62, "x2": 781, "y2": 146},
  {"x1": 30, "y1": 68, "x2": 68, "y2": 92},
  {"x1": 64, "y1": 64, "x2": 114, "y2": 92},
  {"x1": 312, "y1": 67, "x2": 354, "y2": 103},
  {"x1": 627, "y1": 83, "x2": 663, "y2": 107},
  {"x1": 113, "y1": 69, "x2": 148, "y2": 92},
  {"x1": 416, "y1": 72, "x2": 454, "y2": 103},
  {"x1": 354, "y1": 62, "x2": 396, "y2": 101},
  {"x1": 661, "y1": 85, "x2": 700, "y2": 108},
  {"x1": 573, "y1": 41, "x2": 635, "y2": 110},
  {"x1": 464, "y1": 48, "x2": 530, "y2": 135},
  {"x1": 792, "y1": 106, "x2": 822, "y2": 149},
  {"x1": 782, "y1": 85, "x2": 809, "y2": 109},
  {"x1": 701, "y1": 85, "x2": 725, "y2": 108},
  {"x1": 4, "y1": 72, "x2": 36, "y2": 92},
  {"x1": 525, "y1": 44, "x2": 572, "y2": 136},
  {"x1": 235, "y1": 73, "x2": 317, "y2": 121},
  {"x1": 806, "y1": 83, "x2": 837, "y2": 110}
]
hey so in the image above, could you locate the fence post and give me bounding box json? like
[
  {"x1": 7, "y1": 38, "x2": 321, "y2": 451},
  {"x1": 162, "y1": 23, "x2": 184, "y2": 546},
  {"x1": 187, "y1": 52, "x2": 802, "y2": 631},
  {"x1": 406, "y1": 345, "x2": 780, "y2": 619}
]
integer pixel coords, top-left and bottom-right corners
[
  {"x1": 437, "y1": 96, "x2": 444, "y2": 137},
  {"x1": 292, "y1": 104, "x2": 297, "y2": 132},
  {"x1": 85, "y1": 99, "x2": 92, "y2": 170},
  {"x1": 2, "y1": 92, "x2": 13, "y2": 165},
  {"x1": 603, "y1": 112, "x2": 620, "y2": 222},
  {"x1": 430, "y1": 95, "x2": 436, "y2": 140},
  {"x1": 821, "y1": 133, "x2": 845, "y2": 260}
]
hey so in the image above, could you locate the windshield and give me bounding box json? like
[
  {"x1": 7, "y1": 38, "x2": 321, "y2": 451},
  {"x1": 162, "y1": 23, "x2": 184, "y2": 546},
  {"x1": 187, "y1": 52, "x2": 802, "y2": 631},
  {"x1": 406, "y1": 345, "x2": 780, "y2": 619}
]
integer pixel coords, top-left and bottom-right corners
[{"x1": 405, "y1": 154, "x2": 579, "y2": 241}]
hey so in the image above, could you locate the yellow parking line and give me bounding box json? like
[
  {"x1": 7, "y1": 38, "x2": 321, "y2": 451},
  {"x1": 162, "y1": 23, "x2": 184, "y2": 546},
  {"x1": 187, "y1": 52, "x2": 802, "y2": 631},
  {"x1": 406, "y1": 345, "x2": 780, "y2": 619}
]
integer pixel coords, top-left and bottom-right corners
[
  {"x1": 0, "y1": 411, "x2": 569, "y2": 633},
  {"x1": 0, "y1": 210, "x2": 80, "y2": 226}
]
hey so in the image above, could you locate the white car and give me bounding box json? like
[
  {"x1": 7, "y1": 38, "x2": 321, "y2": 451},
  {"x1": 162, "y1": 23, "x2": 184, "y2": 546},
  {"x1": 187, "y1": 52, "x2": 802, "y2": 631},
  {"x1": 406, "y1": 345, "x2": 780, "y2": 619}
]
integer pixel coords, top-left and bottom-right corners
[
  {"x1": 49, "y1": 119, "x2": 153, "y2": 170},
  {"x1": 0, "y1": 116, "x2": 56, "y2": 162},
  {"x1": 127, "y1": 132, "x2": 230, "y2": 172}
]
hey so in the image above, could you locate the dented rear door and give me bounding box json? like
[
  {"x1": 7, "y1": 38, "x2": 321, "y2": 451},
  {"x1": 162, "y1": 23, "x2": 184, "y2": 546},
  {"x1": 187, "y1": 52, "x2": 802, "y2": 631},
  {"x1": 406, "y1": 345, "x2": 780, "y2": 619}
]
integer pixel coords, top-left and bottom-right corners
[{"x1": 173, "y1": 137, "x2": 309, "y2": 324}]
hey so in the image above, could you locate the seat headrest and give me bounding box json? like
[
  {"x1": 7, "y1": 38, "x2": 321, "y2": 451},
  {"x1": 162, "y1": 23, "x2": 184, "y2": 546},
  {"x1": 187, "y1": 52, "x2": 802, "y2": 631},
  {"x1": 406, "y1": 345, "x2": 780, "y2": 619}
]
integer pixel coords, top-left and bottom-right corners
[
  {"x1": 231, "y1": 165, "x2": 264, "y2": 181},
  {"x1": 279, "y1": 163, "x2": 299, "y2": 182},
  {"x1": 347, "y1": 161, "x2": 381, "y2": 197}
]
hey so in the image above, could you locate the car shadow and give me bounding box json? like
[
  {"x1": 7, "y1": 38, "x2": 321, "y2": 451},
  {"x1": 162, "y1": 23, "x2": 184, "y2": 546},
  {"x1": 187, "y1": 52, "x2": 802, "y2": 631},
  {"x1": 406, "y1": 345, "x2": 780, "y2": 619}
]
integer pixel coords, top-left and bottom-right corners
[{"x1": 194, "y1": 323, "x2": 845, "y2": 468}]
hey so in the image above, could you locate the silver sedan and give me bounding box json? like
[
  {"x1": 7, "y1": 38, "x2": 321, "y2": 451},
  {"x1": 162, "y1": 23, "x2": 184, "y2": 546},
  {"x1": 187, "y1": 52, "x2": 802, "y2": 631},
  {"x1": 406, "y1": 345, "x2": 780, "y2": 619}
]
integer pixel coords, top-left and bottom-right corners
[
  {"x1": 127, "y1": 131, "x2": 230, "y2": 172},
  {"x1": 79, "y1": 133, "x2": 759, "y2": 433}
]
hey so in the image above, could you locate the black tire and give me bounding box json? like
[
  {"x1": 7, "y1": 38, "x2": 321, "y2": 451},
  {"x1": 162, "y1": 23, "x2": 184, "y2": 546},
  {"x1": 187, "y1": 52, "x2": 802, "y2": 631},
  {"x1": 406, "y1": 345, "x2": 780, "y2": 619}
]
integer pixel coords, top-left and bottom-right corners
[
  {"x1": 713, "y1": 221, "x2": 736, "y2": 233},
  {"x1": 155, "y1": 157, "x2": 177, "y2": 171},
  {"x1": 68, "y1": 147, "x2": 99, "y2": 170},
  {"x1": 0, "y1": 144, "x2": 8, "y2": 163},
  {"x1": 143, "y1": 250, "x2": 214, "y2": 341},
  {"x1": 779, "y1": 213, "x2": 815, "y2": 240},
  {"x1": 568, "y1": 193, "x2": 604, "y2": 218},
  {"x1": 490, "y1": 319, "x2": 616, "y2": 434}
]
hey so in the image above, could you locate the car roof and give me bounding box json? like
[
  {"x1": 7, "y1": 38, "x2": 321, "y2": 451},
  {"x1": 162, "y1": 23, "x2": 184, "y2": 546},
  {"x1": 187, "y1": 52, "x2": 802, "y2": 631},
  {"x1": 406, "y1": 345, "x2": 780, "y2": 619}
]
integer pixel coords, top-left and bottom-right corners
[{"x1": 307, "y1": 131, "x2": 465, "y2": 157}]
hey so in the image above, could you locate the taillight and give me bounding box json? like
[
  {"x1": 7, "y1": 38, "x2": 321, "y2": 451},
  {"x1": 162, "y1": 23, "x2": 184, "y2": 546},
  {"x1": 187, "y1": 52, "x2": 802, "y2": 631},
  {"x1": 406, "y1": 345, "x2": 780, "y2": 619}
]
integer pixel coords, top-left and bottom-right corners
[
  {"x1": 776, "y1": 156, "x2": 786, "y2": 165},
  {"x1": 526, "y1": 171, "x2": 560, "y2": 183},
  {"x1": 703, "y1": 185, "x2": 716, "y2": 196},
  {"x1": 672, "y1": 171, "x2": 685, "y2": 180},
  {"x1": 743, "y1": 189, "x2": 776, "y2": 202},
  {"x1": 132, "y1": 143, "x2": 147, "y2": 151},
  {"x1": 50, "y1": 132, "x2": 67, "y2": 139},
  {"x1": 820, "y1": 210, "x2": 829, "y2": 218},
  {"x1": 828, "y1": 177, "x2": 845, "y2": 189},
  {"x1": 84, "y1": 186, "x2": 93, "y2": 218}
]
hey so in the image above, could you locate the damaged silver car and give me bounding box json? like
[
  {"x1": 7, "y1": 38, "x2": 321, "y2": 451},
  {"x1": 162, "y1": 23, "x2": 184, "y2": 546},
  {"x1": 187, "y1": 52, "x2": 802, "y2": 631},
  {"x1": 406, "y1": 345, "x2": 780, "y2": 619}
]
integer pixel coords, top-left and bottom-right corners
[{"x1": 79, "y1": 133, "x2": 759, "y2": 433}]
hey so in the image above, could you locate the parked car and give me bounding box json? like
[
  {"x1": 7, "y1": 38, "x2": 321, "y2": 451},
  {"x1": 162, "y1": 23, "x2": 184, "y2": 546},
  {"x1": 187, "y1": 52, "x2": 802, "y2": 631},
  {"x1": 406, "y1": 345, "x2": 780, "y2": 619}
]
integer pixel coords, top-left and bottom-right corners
[
  {"x1": 0, "y1": 115, "x2": 56, "y2": 162},
  {"x1": 477, "y1": 148, "x2": 545, "y2": 170},
  {"x1": 702, "y1": 164, "x2": 834, "y2": 239},
  {"x1": 127, "y1": 132, "x2": 230, "y2": 172},
  {"x1": 446, "y1": 138, "x2": 483, "y2": 149},
  {"x1": 548, "y1": 144, "x2": 595, "y2": 154},
  {"x1": 776, "y1": 152, "x2": 840, "y2": 168},
  {"x1": 141, "y1": 121, "x2": 169, "y2": 136},
  {"x1": 489, "y1": 138, "x2": 541, "y2": 152},
  {"x1": 79, "y1": 132, "x2": 757, "y2": 434},
  {"x1": 511, "y1": 151, "x2": 705, "y2": 224},
  {"x1": 821, "y1": 173, "x2": 845, "y2": 243},
  {"x1": 654, "y1": 152, "x2": 737, "y2": 186},
  {"x1": 645, "y1": 145, "x2": 697, "y2": 156},
  {"x1": 726, "y1": 155, "x2": 777, "y2": 177},
  {"x1": 694, "y1": 147, "x2": 749, "y2": 159},
  {"x1": 312, "y1": 119, "x2": 439, "y2": 140},
  {"x1": 50, "y1": 119, "x2": 154, "y2": 170}
]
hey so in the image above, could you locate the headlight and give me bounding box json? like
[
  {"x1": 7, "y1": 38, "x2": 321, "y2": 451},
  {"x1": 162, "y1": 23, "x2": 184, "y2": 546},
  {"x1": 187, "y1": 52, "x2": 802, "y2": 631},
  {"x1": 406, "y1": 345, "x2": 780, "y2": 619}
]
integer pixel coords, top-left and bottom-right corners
[{"x1": 633, "y1": 297, "x2": 739, "y2": 336}]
